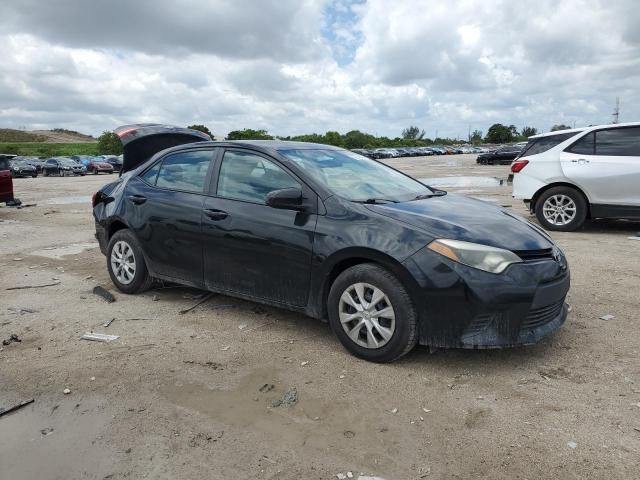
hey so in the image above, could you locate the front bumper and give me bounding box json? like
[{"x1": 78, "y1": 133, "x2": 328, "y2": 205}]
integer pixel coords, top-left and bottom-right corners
[{"x1": 402, "y1": 248, "x2": 570, "y2": 348}]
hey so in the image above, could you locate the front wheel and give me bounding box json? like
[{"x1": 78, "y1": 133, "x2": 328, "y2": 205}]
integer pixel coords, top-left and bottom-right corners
[
  {"x1": 106, "y1": 229, "x2": 153, "y2": 293},
  {"x1": 535, "y1": 186, "x2": 587, "y2": 231},
  {"x1": 328, "y1": 264, "x2": 418, "y2": 363}
]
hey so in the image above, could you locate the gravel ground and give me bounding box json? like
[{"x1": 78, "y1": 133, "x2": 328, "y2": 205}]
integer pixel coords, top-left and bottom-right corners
[{"x1": 1, "y1": 155, "x2": 639, "y2": 480}]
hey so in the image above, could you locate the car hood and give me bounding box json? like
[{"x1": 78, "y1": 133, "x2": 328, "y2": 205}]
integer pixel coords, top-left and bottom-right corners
[{"x1": 365, "y1": 193, "x2": 553, "y2": 252}]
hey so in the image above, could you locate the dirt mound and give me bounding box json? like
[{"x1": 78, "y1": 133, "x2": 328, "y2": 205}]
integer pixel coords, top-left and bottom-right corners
[{"x1": 0, "y1": 128, "x2": 96, "y2": 143}]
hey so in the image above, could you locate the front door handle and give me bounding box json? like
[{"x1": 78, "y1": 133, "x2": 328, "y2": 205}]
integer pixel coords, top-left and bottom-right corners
[
  {"x1": 203, "y1": 209, "x2": 228, "y2": 220},
  {"x1": 127, "y1": 194, "x2": 147, "y2": 205},
  {"x1": 571, "y1": 158, "x2": 590, "y2": 164}
]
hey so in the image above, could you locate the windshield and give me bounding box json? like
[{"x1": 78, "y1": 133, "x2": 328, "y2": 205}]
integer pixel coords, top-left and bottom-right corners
[
  {"x1": 279, "y1": 148, "x2": 431, "y2": 201},
  {"x1": 60, "y1": 159, "x2": 80, "y2": 166}
]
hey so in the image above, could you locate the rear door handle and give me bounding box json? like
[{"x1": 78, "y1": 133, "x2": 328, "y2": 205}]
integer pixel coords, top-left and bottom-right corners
[
  {"x1": 203, "y1": 209, "x2": 228, "y2": 220},
  {"x1": 127, "y1": 194, "x2": 147, "y2": 205}
]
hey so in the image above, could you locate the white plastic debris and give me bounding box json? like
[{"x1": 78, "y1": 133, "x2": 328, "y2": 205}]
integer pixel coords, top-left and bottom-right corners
[
  {"x1": 238, "y1": 324, "x2": 247, "y2": 330},
  {"x1": 80, "y1": 332, "x2": 120, "y2": 343},
  {"x1": 301, "y1": 361, "x2": 309, "y2": 366},
  {"x1": 337, "y1": 474, "x2": 347, "y2": 480},
  {"x1": 599, "y1": 314, "x2": 615, "y2": 321},
  {"x1": 63, "y1": 388, "x2": 71, "y2": 395},
  {"x1": 391, "y1": 408, "x2": 398, "y2": 414},
  {"x1": 222, "y1": 346, "x2": 230, "y2": 351},
  {"x1": 347, "y1": 473, "x2": 353, "y2": 479},
  {"x1": 422, "y1": 408, "x2": 432, "y2": 413},
  {"x1": 627, "y1": 236, "x2": 640, "y2": 241},
  {"x1": 339, "y1": 374, "x2": 345, "y2": 379},
  {"x1": 567, "y1": 441, "x2": 577, "y2": 449}
]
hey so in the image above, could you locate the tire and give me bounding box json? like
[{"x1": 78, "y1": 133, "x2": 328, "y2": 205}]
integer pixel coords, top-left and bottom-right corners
[
  {"x1": 535, "y1": 186, "x2": 587, "y2": 231},
  {"x1": 93, "y1": 168, "x2": 98, "y2": 175},
  {"x1": 32, "y1": 173, "x2": 37, "y2": 178},
  {"x1": 44, "y1": 170, "x2": 49, "y2": 177},
  {"x1": 328, "y1": 263, "x2": 418, "y2": 363},
  {"x1": 106, "y1": 229, "x2": 153, "y2": 294}
]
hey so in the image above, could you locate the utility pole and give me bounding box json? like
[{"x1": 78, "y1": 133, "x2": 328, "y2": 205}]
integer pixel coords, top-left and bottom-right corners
[
  {"x1": 468, "y1": 125, "x2": 471, "y2": 143},
  {"x1": 612, "y1": 97, "x2": 620, "y2": 124}
]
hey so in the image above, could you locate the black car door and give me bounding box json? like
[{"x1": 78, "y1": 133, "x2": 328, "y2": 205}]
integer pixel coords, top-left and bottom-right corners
[
  {"x1": 122, "y1": 148, "x2": 216, "y2": 285},
  {"x1": 201, "y1": 148, "x2": 317, "y2": 307}
]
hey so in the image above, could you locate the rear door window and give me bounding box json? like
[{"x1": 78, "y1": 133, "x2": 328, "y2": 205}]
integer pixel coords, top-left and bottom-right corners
[
  {"x1": 153, "y1": 150, "x2": 213, "y2": 193},
  {"x1": 594, "y1": 127, "x2": 640, "y2": 156},
  {"x1": 566, "y1": 132, "x2": 595, "y2": 155},
  {"x1": 0, "y1": 159, "x2": 8, "y2": 171},
  {"x1": 521, "y1": 132, "x2": 576, "y2": 157}
]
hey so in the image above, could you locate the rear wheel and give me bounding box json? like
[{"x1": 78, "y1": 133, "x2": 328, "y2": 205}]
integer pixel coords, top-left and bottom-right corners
[
  {"x1": 328, "y1": 264, "x2": 418, "y2": 363},
  {"x1": 535, "y1": 186, "x2": 587, "y2": 231},
  {"x1": 107, "y1": 229, "x2": 153, "y2": 293}
]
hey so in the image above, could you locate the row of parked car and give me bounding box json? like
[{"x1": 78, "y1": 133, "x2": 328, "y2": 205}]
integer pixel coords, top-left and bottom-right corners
[
  {"x1": 8, "y1": 154, "x2": 123, "y2": 178},
  {"x1": 352, "y1": 145, "x2": 490, "y2": 159}
]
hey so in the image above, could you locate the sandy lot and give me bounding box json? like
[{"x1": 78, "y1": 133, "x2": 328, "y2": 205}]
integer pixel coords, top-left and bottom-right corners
[{"x1": 1, "y1": 155, "x2": 639, "y2": 480}]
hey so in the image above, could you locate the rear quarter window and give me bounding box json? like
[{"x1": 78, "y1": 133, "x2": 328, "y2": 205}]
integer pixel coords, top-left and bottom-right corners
[{"x1": 520, "y1": 132, "x2": 577, "y2": 157}]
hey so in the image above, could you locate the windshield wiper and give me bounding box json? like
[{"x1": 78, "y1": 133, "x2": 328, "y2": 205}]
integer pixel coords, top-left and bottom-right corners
[
  {"x1": 412, "y1": 190, "x2": 447, "y2": 200},
  {"x1": 354, "y1": 198, "x2": 398, "y2": 204}
]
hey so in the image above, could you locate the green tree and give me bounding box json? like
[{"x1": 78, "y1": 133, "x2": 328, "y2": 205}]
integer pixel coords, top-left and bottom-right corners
[
  {"x1": 402, "y1": 125, "x2": 425, "y2": 140},
  {"x1": 508, "y1": 125, "x2": 519, "y2": 137},
  {"x1": 521, "y1": 126, "x2": 538, "y2": 138},
  {"x1": 96, "y1": 131, "x2": 123, "y2": 155},
  {"x1": 485, "y1": 123, "x2": 513, "y2": 143},
  {"x1": 226, "y1": 128, "x2": 273, "y2": 140},
  {"x1": 187, "y1": 124, "x2": 212, "y2": 138},
  {"x1": 470, "y1": 130, "x2": 483, "y2": 144},
  {"x1": 551, "y1": 124, "x2": 571, "y2": 132}
]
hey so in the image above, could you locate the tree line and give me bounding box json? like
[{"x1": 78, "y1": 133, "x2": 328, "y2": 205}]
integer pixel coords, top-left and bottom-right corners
[{"x1": 95, "y1": 122, "x2": 574, "y2": 155}]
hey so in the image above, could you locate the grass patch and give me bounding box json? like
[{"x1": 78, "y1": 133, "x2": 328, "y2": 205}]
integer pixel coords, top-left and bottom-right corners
[{"x1": 0, "y1": 142, "x2": 100, "y2": 157}]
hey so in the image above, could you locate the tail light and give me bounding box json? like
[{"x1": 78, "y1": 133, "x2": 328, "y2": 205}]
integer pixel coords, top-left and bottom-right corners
[
  {"x1": 511, "y1": 159, "x2": 529, "y2": 173},
  {"x1": 92, "y1": 191, "x2": 101, "y2": 207}
]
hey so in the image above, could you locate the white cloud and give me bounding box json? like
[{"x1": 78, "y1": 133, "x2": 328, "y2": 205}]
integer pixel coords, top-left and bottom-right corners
[{"x1": 0, "y1": 0, "x2": 638, "y2": 139}]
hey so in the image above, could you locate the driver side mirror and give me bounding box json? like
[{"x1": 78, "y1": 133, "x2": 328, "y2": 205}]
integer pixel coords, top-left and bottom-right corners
[{"x1": 265, "y1": 188, "x2": 305, "y2": 211}]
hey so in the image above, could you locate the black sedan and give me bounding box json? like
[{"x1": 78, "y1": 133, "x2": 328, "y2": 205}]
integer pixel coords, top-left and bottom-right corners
[
  {"x1": 476, "y1": 145, "x2": 523, "y2": 165},
  {"x1": 43, "y1": 157, "x2": 87, "y2": 176},
  {"x1": 9, "y1": 160, "x2": 37, "y2": 178},
  {"x1": 93, "y1": 124, "x2": 569, "y2": 362}
]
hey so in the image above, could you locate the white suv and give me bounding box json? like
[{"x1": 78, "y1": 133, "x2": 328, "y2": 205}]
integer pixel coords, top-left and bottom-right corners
[{"x1": 511, "y1": 122, "x2": 640, "y2": 231}]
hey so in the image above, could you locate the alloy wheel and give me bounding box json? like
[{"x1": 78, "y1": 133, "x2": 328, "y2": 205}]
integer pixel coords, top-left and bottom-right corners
[
  {"x1": 110, "y1": 240, "x2": 136, "y2": 285},
  {"x1": 339, "y1": 282, "x2": 396, "y2": 349},
  {"x1": 542, "y1": 194, "x2": 577, "y2": 226}
]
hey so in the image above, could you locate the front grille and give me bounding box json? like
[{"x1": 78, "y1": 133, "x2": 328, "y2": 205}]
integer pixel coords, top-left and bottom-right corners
[
  {"x1": 514, "y1": 248, "x2": 554, "y2": 261},
  {"x1": 521, "y1": 300, "x2": 564, "y2": 329}
]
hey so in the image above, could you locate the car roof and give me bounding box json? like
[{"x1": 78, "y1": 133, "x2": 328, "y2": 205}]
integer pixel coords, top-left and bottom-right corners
[
  {"x1": 160, "y1": 139, "x2": 344, "y2": 156},
  {"x1": 530, "y1": 121, "x2": 640, "y2": 139}
]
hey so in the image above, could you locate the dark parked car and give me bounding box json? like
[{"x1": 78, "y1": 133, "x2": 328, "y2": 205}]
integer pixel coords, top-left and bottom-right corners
[
  {"x1": 13, "y1": 156, "x2": 44, "y2": 173},
  {"x1": 101, "y1": 155, "x2": 123, "y2": 172},
  {"x1": 9, "y1": 159, "x2": 37, "y2": 178},
  {"x1": 476, "y1": 145, "x2": 523, "y2": 165},
  {"x1": 43, "y1": 157, "x2": 87, "y2": 176},
  {"x1": 87, "y1": 159, "x2": 115, "y2": 174},
  {"x1": 93, "y1": 124, "x2": 570, "y2": 362},
  {"x1": 0, "y1": 154, "x2": 16, "y2": 204}
]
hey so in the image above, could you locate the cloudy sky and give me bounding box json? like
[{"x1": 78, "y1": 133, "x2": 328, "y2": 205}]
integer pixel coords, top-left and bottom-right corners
[{"x1": 1, "y1": 0, "x2": 638, "y2": 139}]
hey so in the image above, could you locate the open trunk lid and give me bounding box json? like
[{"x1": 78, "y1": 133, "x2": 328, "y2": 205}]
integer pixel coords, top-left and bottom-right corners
[{"x1": 114, "y1": 124, "x2": 211, "y2": 173}]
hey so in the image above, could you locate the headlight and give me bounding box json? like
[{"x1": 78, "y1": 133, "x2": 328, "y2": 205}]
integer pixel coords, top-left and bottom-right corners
[
  {"x1": 427, "y1": 239, "x2": 522, "y2": 274},
  {"x1": 63, "y1": 167, "x2": 70, "y2": 170},
  {"x1": 13, "y1": 167, "x2": 18, "y2": 170}
]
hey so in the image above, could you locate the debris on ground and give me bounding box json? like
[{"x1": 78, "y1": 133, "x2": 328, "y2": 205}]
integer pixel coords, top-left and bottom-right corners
[
  {"x1": 179, "y1": 292, "x2": 215, "y2": 314},
  {"x1": 93, "y1": 285, "x2": 115, "y2": 303},
  {"x1": 63, "y1": 388, "x2": 71, "y2": 395},
  {"x1": 271, "y1": 386, "x2": 297, "y2": 408},
  {"x1": 0, "y1": 399, "x2": 34, "y2": 418},
  {"x1": 103, "y1": 318, "x2": 115, "y2": 328},
  {"x1": 2, "y1": 334, "x2": 22, "y2": 346},
  {"x1": 422, "y1": 408, "x2": 432, "y2": 413},
  {"x1": 8, "y1": 307, "x2": 38, "y2": 315},
  {"x1": 85, "y1": 275, "x2": 94, "y2": 280},
  {"x1": 152, "y1": 295, "x2": 159, "y2": 301},
  {"x1": 6, "y1": 281, "x2": 60, "y2": 291},
  {"x1": 238, "y1": 324, "x2": 247, "y2": 330},
  {"x1": 40, "y1": 427, "x2": 54, "y2": 436},
  {"x1": 183, "y1": 360, "x2": 224, "y2": 370},
  {"x1": 599, "y1": 314, "x2": 615, "y2": 321},
  {"x1": 567, "y1": 441, "x2": 577, "y2": 449},
  {"x1": 627, "y1": 236, "x2": 640, "y2": 241},
  {"x1": 337, "y1": 474, "x2": 347, "y2": 480},
  {"x1": 339, "y1": 374, "x2": 345, "y2": 379},
  {"x1": 390, "y1": 408, "x2": 398, "y2": 414},
  {"x1": 301, "y1": 361, "x2": 309, "y2": 366},
  {"x1": 80, "y1": 332, "x2": 120, "y2": 343},
  {"x1": 259, "y1": 384, "x2": 275, "y2": 393},
  {"x1": 343, "y1": 430, "x2": 355, "y2": 438},
  {"x1": 221, "y1": 346, "x2": 230, "y2": 351},
  {"x1": 13, "y1": 258, "x2": 23, "y2": 261}
]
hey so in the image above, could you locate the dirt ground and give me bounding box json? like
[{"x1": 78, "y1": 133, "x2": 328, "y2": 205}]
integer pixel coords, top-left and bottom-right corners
[{"x1": 1, "y1": 155, "x2": 639, "y2": 480}]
